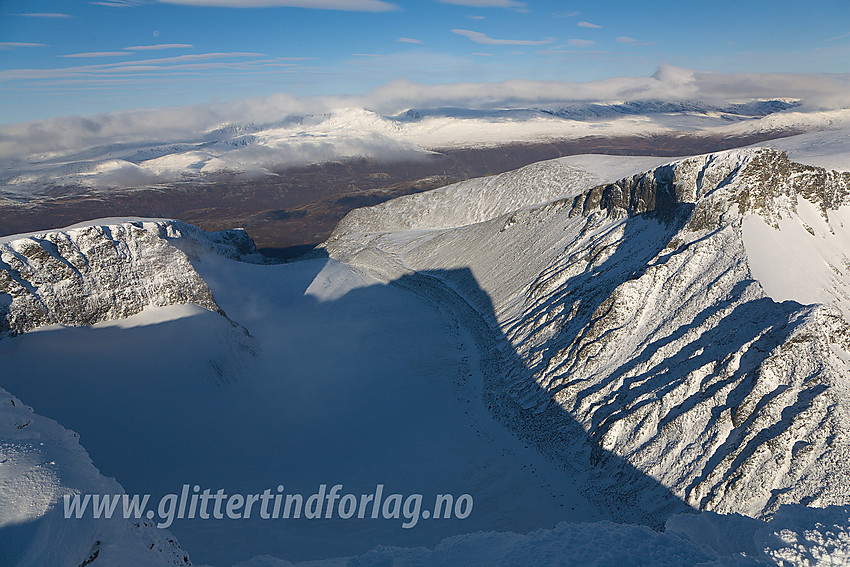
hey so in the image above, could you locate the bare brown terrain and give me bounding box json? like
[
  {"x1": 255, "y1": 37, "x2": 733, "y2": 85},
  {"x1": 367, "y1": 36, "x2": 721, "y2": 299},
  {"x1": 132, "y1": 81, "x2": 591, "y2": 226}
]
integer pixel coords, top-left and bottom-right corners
[{"x1": 0, "y1": 131, "x2": 801, "y2": 259}]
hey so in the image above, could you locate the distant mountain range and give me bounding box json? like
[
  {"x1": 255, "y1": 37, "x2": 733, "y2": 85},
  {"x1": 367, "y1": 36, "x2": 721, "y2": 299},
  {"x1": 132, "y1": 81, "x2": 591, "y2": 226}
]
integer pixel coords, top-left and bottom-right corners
[{"x1": 3, "y1": 99, "x2": 848, "y2": 201}]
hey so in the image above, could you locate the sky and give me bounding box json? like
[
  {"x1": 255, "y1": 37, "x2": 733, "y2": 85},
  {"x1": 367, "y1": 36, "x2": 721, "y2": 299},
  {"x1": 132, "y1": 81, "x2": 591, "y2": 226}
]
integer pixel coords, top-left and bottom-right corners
[{"x1": 0, "y1": 0, "x2": 849, "y2": 125}]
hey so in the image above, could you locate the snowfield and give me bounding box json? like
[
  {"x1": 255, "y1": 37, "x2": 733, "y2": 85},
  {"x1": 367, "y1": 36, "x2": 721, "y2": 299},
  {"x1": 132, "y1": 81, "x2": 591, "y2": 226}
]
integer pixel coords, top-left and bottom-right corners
[{"x1": 3, "y1": 132, "x2": 850, "y2": 565}]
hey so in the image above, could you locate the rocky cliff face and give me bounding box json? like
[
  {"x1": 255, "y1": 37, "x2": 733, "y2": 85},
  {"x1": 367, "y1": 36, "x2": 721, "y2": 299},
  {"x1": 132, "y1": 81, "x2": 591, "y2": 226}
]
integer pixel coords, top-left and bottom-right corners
[
  {"x1": 0, "y1": 219, "x2": 259, "y2": 337},
  {"x1": 324, "y1": 148, "x2": 850, "y2": 523}
]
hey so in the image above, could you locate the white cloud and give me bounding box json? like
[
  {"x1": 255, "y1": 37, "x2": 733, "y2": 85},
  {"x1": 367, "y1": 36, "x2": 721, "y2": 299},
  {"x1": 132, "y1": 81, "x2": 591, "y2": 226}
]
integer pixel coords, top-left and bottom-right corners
[
  {"x1": 568, "y1": 39, "x2": 595, "y2": 47},
  {"x1": 440, "y1": 0, "x2": 525, "y2": 7},
  {"x1": 362, "y1": 66, "x2": 850, "y2": 114},
  {"x1": 61, "y1": 52, "x2": 132, "y2": 58},
  {"x1": 826, "y1": 31, "x2": 850, "y2": 43},
  {"x1": 15, "y1": 12, "x2": 74, "y2": 18},
  {"x1": 397, "y1": 37, "x2": 423, "y2": 44},
  {"x1": 616, "y1": 36, "x2": 655, "y2": 46},
  {"x1": 90, "y1": 0, "x2": 148, "y2": 6},
  {"x1": 156, "y1": 0, "x2": 399, "y2": 10},
  {"x1": 577, "y1": 21, "x2": 601, "y2": 28},
  {"x1": 0, "y1": 53, "x2": 273, "y2": 80},
  {"x1": 452, "y1": 29, "x2": 555, "y2": 46},
  {"x1": 124, "y1": 43, "x2": 194, "y2": 50},
  {"x1": 0, "y1": 42, "x2": 48, "y2": 48}
]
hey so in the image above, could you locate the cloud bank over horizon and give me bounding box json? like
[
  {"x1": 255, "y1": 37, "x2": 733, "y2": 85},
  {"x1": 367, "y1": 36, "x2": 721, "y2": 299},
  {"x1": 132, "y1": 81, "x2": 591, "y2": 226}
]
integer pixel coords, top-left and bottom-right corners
[
  {"x1": 2, "y1": 65, "x2": 850, "y2": 196},
  {"x1": 3, "y1": 66, "x2": 850, "y2": 160}
]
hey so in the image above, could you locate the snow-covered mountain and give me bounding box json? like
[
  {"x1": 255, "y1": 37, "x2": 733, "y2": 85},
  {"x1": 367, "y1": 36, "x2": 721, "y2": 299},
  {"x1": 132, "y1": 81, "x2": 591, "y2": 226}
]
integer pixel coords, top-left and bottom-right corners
[
  {"x1": 3, "y1": 100, "x2": 849, "y2": 198},
  {"x1": 326, "y1": 147, "x2": 850, "y2": 523},
  {"x1": 3, "y1": 136, "x2": 850, "y2": 564}
]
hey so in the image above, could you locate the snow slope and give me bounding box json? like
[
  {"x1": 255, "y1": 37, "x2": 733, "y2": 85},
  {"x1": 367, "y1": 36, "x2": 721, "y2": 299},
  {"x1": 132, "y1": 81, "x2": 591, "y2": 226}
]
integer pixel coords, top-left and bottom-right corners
[
  {"x1": 754, "y1": 129, "x2": 850, "y2": 172},
  {"x1": 0, "y1": 221, "x2": 601, "y2": 565},
  {"x1": 0, "y1": 384, "x2": 192, "y2": 567},
  {"x1": 223, "y1": 503, "x2": 850, "y2": 567}
]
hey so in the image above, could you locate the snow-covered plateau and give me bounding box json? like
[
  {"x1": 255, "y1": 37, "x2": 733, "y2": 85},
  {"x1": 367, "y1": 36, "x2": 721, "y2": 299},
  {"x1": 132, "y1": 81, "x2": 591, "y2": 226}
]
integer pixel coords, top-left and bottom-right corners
[{"x1": 3, "y1": 131, "x2": 850, "y2": 565}]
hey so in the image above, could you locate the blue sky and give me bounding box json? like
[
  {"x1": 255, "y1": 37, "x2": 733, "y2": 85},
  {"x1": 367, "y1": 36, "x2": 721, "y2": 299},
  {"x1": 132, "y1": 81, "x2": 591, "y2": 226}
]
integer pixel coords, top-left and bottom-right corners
[{"x1": 1, "y1": 0, "x2": 849, "y2": 124}]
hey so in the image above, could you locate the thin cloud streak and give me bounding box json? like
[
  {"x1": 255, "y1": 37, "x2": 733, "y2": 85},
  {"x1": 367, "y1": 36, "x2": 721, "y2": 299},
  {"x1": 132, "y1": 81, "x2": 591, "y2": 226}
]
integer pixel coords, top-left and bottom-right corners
[
  {"x1": 616, "y1": 36, "x2": 655, "y2": 46},
  {"x1": 452, "y1": 29, "x2": 555, "y2": 46},
  {"x1": 0, "y1": 42, "x2": 48, "y2": 48},
  {"x1": 90, "y1": 0, "x2": 148, "y2": 6},
  {"x1": 124, "y1": 44, "x2": 194, "y2": 50},
  {"x1": 577, "y1": 21, "x2": 601, "y2": 28},
  {"x1": 61, "y1": 52, "x2": 133, "y2": 58},
  {"x1": 0, "y1": 53, "x2": 271, "y2": 80},
  {"x1": 398, "y1": 37, "x2": 423, "y2": 44},
  {"x1": 15, "y1": 12, "x2": 74, "y2": 18},
  {"x1": 439, "y1": 0, "x2": 525, "y2": 7},
  {"x1": 156, "y1": 0, "x2": 400, "y2": 11}
]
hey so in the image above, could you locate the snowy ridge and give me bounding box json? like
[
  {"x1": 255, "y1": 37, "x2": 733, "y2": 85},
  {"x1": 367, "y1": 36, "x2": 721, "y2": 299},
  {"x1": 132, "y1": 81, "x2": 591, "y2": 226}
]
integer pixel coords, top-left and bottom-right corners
[
  {"x1": 325, "y1": 148, "x2": 850, "y2": 522},
  {"x1": 332, "y1": 160, "x2": 599, "y2": 234},
  {"x1": 0, "y1": 219, "x2": 259, "y2": 337},
  {"x1": 331, "y1": 156, "x2": 682, "y2": 236}
]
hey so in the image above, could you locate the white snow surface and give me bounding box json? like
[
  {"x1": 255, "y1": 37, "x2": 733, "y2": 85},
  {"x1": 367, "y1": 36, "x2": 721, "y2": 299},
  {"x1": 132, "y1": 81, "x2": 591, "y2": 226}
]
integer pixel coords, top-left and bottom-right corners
[
  {"x1": 333, "y1": 155, "x2": 673, "y2": 234},
  {"x1": 743, "y1": 201, "x2": 850, "y2": 320},
  {"x1": 0, "y1": 385, "x2": 191, "y2": 567}
]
